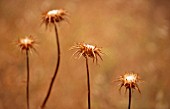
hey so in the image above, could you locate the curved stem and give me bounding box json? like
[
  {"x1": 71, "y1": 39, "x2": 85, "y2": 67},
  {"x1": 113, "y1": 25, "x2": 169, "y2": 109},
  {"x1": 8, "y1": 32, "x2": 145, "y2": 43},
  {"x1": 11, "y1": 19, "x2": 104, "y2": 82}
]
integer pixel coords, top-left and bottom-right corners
[
  {"x1": 85, "y1": 57, "x2": 91, "y2": 109},
  {"x1": 128, "y1": 88, "x2": 131, "y2": 109},
  {"x1": 41, "y1": 24, "x2": 61, "y2": 109},
  {"x1": 26, "y1": 50, "x2": 30, "y2": 109}
]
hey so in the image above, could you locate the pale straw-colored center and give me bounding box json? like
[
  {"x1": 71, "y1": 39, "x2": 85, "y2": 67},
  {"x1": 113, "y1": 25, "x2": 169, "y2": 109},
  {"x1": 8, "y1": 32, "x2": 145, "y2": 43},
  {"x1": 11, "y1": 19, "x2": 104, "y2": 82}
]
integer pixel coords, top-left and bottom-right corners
[
  {"x1": 125, "y1": 75, "x2": 136, "y2": 82},
  {"x1": 85, "y1": 44, "x2": 95, "y2": 49},
  {"x1": 21, "y1": 38, "x2": 32, "y2": 45},
  {"x1": 47, "y1": 10, "x2": 59, "y2": 15}
]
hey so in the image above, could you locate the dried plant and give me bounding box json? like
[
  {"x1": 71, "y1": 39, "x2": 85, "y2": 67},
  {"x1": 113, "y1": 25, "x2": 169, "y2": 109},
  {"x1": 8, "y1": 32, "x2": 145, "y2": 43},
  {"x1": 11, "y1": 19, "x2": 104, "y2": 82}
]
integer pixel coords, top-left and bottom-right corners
[
  {"x1": 116, "y1": 72, "x2": 142, "y2": 109},
  {"x1": 71, "y1": 42, "x2": 103, "y2": 109},
  {"x1": 41, "y1": 9, "x2": 68, "y2": 109},
  {"x1": 17, "y1": 35, "x2": 36, "y2": 109}
]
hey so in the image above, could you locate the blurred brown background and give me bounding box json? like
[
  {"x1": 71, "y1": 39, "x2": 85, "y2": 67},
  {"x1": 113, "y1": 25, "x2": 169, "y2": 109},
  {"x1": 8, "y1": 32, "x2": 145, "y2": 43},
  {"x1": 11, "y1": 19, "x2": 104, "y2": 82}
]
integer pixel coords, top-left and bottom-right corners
[{"x1": 0, "y1": 0, "x2": 170, "y2": 109}]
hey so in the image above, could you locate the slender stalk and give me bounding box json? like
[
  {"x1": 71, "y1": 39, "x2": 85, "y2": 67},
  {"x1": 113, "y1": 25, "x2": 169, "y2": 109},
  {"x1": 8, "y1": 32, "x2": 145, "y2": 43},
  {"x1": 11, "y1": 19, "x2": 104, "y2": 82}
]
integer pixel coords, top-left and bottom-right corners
[
  {"x1": 26, "y1": 50, "x2": 30, "y2": 109},
  {"x1": 128, "y1": 88, "x2": 131, "y2": 109},
  {"x1": 85, "y1": 57, "x2": 91, "y2": 109},
  {"x1": 41, "y1": 23, "x2": 61, "y2": 109}
]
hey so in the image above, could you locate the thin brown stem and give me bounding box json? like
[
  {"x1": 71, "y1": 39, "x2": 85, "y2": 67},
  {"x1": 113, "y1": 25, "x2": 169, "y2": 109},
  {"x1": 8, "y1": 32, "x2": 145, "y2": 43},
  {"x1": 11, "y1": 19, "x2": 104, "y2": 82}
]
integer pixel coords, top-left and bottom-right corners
[
  {"x1": 41, "y1": 23, "x2": 61, "y2": 109},
  {"x1": 26, "y1": 50, "x2": 30, "y2": 109},
  {"x1": 128, "y1": 88, "x2": 131, "y2": 109},
  {"x1": 85, "y1": 57, "x2": 91, "y2": 109}
]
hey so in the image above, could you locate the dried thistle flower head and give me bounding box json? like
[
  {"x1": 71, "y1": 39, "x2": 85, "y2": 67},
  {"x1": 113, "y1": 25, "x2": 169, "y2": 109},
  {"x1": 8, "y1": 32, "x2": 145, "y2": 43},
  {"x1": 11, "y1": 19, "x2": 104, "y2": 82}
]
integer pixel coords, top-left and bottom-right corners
[
  {"x1": 42, "y1": 9, "x2": 67, "y2": 27},
  {"x1": 17, "y1": 35, "x2": 36, "y2": 51},
  {"x1": 118, "y1": 72, "x2": 142, "y2": 93},
  {"x1": 70, "y1": 42, "x2": 103, "y2": 63}
]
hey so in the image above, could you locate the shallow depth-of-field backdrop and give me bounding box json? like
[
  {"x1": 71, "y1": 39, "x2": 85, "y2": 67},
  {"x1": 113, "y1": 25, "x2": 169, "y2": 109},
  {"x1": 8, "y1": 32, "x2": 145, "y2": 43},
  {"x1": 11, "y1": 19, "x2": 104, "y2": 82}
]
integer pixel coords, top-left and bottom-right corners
[{"x1": 0, "y1": 0, "x2": 170, "y2": 109}]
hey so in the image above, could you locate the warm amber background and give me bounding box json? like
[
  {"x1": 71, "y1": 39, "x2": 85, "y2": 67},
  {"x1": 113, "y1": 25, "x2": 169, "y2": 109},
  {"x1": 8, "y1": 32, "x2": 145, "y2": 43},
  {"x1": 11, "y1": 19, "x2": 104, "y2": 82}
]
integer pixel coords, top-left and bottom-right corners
[{"x1": 0, "y1": 0, "x2": 170, "y2": 109}]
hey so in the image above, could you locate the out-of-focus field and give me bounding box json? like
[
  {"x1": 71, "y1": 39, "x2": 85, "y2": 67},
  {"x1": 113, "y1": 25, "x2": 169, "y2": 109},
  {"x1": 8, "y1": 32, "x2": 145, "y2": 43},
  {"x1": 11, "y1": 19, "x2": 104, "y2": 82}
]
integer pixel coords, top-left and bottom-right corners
[{"x1": 0, "y1": 0, "x2": 170, "y2": 109}]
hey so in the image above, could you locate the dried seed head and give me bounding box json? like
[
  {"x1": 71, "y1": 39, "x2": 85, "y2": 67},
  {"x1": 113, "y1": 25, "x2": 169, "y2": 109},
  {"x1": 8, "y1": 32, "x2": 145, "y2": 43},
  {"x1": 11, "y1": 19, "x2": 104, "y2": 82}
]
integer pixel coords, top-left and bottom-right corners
[
  {"x1": 42, "y1": 9, "x2": 67, "y2": 27},
  {"x1": 70, "y1": 42, "x2": 103, "y2": 63},
  {"x1": 117, "y1": 72, "x2": 142, "y2": 93},
  {"x1": 17, "y1": 35, "x2": 36, "y2": 51}
]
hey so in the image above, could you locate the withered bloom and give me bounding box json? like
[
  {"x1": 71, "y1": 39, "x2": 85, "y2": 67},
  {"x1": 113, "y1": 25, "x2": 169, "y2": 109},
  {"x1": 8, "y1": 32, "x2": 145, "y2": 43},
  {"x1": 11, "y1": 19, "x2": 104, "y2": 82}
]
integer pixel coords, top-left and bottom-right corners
[
  {"x1": 118, "y1": 72, "x2": 142, "y2": 93},
  {"x1": 17, "y1": 35, "x2": 36, "y2": 51},
  {"x1": 42, "y1": 9, "x2": 67, "y2": 27},
  {"x1": 70, "y1": 42, "x2": 103, "y2": 63}
]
